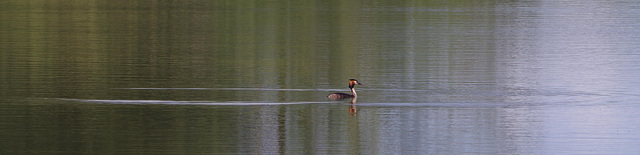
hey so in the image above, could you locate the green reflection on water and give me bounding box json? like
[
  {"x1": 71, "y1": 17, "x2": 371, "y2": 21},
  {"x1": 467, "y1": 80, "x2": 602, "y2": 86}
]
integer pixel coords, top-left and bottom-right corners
[{"x1": 1, "y1": 0, "x2": 502, "y2": 102}]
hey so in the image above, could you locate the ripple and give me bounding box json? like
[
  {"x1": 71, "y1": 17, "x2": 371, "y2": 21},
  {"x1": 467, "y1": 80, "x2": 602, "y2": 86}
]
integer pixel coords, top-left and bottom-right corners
[
  {"x1": 56, "y1": 98, "x2": 330, "y2": 106},
  {"x1": 117, "y1": 87, "x2": 433, "y2": 92},
  {"x1": 117, "y1": 88, "x2": 345, "y2": 91}
]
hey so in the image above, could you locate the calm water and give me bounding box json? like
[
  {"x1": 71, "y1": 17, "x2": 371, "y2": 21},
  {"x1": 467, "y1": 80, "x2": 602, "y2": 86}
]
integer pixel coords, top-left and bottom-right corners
[{"x1": 2, "y1": 0, "x2": 640, "y2": 154}]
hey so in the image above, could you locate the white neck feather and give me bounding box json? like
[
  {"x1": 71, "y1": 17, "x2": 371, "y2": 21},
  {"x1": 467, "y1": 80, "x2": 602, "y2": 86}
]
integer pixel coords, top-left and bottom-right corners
[{"x1": 351, "y1": 88, "x2": 357, "y2": 97}]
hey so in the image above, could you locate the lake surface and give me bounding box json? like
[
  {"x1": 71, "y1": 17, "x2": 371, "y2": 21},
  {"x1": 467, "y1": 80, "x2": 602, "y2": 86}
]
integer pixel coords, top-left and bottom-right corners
[{"x1": 2, "y1": 0, "x2": 640, "y2": 154}]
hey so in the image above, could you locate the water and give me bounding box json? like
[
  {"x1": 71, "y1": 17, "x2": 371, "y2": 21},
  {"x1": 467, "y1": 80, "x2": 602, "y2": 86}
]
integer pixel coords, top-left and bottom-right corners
[{"x1": 2, "y1": 0, "x2": 640, "y2": 154}]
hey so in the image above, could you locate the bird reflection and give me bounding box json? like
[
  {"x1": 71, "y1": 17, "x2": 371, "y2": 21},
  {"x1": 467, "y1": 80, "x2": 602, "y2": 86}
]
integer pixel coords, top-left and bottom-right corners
[{"x1": 349, "y1": 97, "x2": 357, "y2": 115}]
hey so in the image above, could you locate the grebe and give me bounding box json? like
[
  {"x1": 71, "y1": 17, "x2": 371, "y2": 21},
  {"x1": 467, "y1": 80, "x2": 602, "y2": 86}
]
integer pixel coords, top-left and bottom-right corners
[{"x1": 327, "y1": 79, "x2": 362, "y2": 99}]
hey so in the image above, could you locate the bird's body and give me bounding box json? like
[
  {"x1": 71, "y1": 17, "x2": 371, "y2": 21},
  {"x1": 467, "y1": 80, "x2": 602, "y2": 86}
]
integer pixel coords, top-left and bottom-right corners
[
  {"x1": 327, "y1": 79, "x2": 362, "y2": 100},
  {"x1": 327, "y1": 92, "x2": 355, "y2": 99}
]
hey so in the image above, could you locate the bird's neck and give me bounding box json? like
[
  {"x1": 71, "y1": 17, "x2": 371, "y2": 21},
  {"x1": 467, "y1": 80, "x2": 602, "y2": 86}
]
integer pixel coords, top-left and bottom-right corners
[{"x1": 350, "y1": 88, "x2": 357, "y2": 97}]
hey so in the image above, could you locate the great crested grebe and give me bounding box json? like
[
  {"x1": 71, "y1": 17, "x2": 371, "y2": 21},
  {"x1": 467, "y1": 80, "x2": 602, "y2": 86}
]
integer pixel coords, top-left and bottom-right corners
[{"x1": 327, "y1": 79, "x2": 362, "y2": 99}]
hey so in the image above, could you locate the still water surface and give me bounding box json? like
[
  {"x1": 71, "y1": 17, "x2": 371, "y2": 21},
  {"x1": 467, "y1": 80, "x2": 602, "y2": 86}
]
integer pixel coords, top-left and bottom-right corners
[{"x1": 2, "y1": 0, "x2": 640, "y2": 154}]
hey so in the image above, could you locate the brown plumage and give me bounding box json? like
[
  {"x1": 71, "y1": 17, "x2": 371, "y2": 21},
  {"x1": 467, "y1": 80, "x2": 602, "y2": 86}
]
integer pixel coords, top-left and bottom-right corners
[{"x1": 327, "y1": 79, "x2": 362, "y2": 100}]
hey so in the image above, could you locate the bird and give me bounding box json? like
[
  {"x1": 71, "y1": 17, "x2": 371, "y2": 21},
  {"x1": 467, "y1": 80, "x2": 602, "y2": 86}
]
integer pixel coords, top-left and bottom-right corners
[{"x1": 327, "y1": 79, "x2": 362, "y2": 100}]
